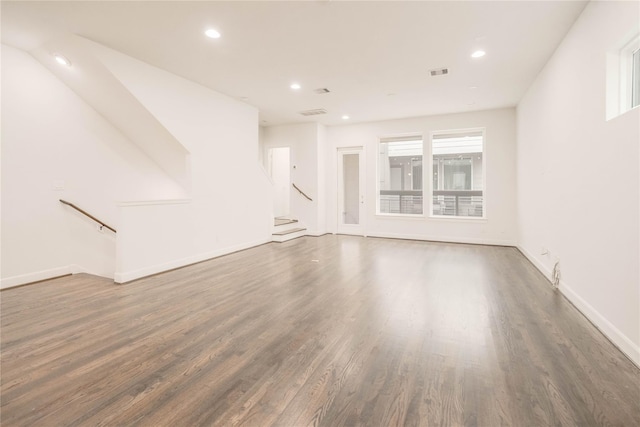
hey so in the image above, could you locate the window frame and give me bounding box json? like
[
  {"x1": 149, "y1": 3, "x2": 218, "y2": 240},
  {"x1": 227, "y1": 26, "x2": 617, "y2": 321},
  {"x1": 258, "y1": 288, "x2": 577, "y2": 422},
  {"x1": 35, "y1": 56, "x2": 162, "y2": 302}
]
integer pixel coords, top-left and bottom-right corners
[
  {"x1": 620, "y1": 35, "x2": 640, "y2": 112},
  {"x1": 375, "y1": 133, "x2": 425, "y2": 217},
  {"x1": 429, "y1": 127, "x2": 486, "y2": 220},
  {"x1": 631, "y1": 46, "x2": 640, "y2": 109},
  {"x1": 608, "y1": 33, "x2": 640, "y2": 120}
]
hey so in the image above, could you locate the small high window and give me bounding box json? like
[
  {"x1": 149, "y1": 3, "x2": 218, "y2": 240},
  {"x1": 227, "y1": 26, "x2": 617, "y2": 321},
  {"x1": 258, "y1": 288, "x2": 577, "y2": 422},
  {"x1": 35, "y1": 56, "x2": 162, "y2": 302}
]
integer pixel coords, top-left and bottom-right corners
[
  {"x1": 632, "y1": 47, "x2": 640, "y2": 109},
  {"x1": 606, "y1": 33, "x2": 640, "y2": 120}
]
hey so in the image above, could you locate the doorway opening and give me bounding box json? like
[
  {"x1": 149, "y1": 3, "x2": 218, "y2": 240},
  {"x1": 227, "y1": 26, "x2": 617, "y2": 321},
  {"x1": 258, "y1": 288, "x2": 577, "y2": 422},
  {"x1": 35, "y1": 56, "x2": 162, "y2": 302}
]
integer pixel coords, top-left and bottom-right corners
[
  {"x1": 267, "y1": 147, "x2": 291, "y2": 218},
  {"x1": 337, "y1": 147, "x2": 365, "y2": 235}
]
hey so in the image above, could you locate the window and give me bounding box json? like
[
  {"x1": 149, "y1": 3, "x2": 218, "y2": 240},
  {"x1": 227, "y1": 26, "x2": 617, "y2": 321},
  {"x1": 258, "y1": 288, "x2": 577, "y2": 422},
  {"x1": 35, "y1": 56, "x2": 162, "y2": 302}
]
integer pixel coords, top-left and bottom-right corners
[
  {"x1": 632, "y1": 47, "x2": 640, "y2": 108},
  {"x1": 606, "y1": 33, "x2": 640, "y2": 120},
  {"x1": 431, "y1": 130, "x2": 484, "y2": 218},
  {"x1": 378, "y1": 136, "x2": 423, "y2": 215}
]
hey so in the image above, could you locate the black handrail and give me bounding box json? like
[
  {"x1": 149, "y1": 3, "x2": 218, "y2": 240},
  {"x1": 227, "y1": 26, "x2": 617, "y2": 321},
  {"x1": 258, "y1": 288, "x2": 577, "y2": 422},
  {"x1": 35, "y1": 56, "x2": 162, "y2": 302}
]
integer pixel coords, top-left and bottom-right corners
[
  {"x1": 59, "y1": 199, "x2": 117, "y2": 233},
  {"x1": 292, "y1": 183, "x2": 313, "y2": 201}
]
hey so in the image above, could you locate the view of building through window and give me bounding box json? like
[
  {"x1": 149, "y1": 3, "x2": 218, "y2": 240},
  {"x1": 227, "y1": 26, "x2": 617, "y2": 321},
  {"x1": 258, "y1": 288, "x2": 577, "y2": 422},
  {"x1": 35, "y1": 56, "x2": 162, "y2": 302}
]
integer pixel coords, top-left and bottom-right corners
[
  {"x1": 432, "y1": 130, "x2": 484, "y2": 217},
  {"x1": 377, "y1": 131, "x2": 484, "y2": 217},
  {"x1": 378, "y1": 137, "x2": 423, "y2": 215}
]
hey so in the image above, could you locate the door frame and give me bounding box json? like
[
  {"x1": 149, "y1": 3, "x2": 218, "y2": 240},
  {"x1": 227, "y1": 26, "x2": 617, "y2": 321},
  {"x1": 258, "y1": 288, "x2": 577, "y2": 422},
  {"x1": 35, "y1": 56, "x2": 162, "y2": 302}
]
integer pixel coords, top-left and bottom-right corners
[{"x1": 337, "y1": 146, "x2": 366, "y2": 236}]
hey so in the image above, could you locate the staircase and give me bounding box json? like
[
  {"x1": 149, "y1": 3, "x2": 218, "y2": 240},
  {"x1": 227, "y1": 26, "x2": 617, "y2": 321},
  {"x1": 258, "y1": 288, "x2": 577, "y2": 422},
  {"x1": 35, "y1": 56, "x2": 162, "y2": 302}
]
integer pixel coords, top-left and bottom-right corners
[{"x1": 272, "y1": 217, "x2": 306, "y2": 242}]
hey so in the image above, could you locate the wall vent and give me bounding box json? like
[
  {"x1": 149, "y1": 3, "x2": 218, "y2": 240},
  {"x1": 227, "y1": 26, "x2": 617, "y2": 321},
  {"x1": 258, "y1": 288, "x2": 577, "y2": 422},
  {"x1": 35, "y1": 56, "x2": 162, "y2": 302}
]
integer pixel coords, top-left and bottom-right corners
[
  {"x1": 430, "y1": 68, "x2": 449, "y2": 76},
  {"x1": 299, "y1": 108, "x2": 328, "y2": 116},
  {"x1": 314, "y1": 88, "x2": 330, "y2": 94}
]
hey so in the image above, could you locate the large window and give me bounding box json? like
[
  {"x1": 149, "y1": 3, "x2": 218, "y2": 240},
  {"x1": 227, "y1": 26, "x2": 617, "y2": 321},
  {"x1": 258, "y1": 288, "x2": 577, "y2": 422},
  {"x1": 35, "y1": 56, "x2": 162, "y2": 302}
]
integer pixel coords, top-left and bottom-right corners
[
  {"x1": 378, "y1": 136, "x2": 423, "y2": 215},
  {"x1": 431, "y1": 130, "x2": 484, "y2": 218}
]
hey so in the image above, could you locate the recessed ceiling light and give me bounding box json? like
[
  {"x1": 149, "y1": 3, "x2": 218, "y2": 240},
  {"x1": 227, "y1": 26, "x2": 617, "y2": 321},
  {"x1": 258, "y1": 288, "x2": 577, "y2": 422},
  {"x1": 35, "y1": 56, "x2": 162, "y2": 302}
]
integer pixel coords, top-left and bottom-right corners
[
  {"x1": 471, "y1": 50, "x2": 486, "y2": 58},
  {"x1": 290, "y1": 83, "x2": 301, "y2": 90},
  {"x1": 205, "y1": 28, "x2": 221, "y2": 39},
  {"x1": 54, "y1": 54, "x2": 71, "y2": 67},
  {"x1": 342, "y1": 115, "x2": 350, "y2": 120}
]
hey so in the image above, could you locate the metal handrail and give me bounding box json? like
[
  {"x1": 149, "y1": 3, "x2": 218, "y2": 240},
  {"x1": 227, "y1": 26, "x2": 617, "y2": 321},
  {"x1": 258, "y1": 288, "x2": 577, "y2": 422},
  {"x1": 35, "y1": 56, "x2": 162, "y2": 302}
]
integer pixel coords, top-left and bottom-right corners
[
  {"x1": 292, "y1": 183, "x2": 313, "y2": 201},
  {"x1": 59, "y1": 199, "x2": 116, "y2": 233}
]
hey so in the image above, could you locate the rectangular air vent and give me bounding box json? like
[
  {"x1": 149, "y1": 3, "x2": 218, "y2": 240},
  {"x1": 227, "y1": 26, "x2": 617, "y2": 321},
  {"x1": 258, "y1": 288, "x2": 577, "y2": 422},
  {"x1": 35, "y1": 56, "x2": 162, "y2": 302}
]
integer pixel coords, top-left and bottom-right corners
[
  {"x1": 314, "y1": 88, "x2": 330, "y2": 94},
  {"x1": 430, "y1": 68, "x2": 449, "y2": 76},
  {"x1": 299, "y1": 108, "x2": 328, "y2": 116}
]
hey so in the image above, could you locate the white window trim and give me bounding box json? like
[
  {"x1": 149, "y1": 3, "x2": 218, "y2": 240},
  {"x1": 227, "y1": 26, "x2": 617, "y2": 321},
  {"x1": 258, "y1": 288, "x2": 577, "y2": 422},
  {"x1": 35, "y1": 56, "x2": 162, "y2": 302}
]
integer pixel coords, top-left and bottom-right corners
[
  {"x1": 606, "y1": 33, "x2": 640, "y2": 120},
  {"x1": 620, "y1": 35, "x2": 640, "y2": 112},
  {"x1": 428, "y1": 127, "x2": 486, "y2": 220}
]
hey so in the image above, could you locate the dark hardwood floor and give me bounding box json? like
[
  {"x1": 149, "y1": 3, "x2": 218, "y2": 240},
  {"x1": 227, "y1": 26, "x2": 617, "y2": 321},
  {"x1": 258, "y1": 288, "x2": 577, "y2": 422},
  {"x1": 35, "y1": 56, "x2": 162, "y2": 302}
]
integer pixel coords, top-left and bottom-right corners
[{"x1": 1, "y1": 235, "x2": 638, "y2": 426}]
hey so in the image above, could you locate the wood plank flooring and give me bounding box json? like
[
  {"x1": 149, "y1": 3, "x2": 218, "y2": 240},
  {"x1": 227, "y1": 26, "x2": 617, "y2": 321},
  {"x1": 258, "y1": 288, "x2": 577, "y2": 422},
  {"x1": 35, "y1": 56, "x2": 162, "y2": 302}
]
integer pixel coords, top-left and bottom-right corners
[{"x1": 1, "y1": 235, "x2": 639, "y2": 426}]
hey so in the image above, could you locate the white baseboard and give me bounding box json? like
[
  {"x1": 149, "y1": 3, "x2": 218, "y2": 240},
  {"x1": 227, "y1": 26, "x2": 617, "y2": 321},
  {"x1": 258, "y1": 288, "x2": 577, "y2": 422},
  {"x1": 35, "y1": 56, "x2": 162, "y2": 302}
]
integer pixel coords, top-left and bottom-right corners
[
  {"x1": 365, "y1": 231, "x2": 516, "y2": 247},
  {"x1": 69, "y1": 264, "x2": 89, "y2": 275},
  {"x1": 1, "y1": 265, "x2": 74, "y2": 289},
  {"x1": 306, "y1": 230, "x2": 329, "y2": 237},
  {"x1": 517, "y1": 245, "x2": 640, "y2": 368},
  {"x1": 114, "y1": 237, "x2": 271, "y2": 284},
  {"x1": 1, "y1": 264, "x2": 114, "y2": 289}
]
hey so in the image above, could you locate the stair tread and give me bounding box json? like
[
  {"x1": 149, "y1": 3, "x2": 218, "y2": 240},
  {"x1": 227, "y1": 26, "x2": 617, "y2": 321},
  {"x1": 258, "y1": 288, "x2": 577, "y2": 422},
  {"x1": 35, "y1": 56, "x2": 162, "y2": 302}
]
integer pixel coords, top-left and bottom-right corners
[
  {"x1": 274, "y1": 218, "x2": 298, "y2": 226},
  {"x1": 272, "y1": 227, "x2": 306, "y2": 236}
]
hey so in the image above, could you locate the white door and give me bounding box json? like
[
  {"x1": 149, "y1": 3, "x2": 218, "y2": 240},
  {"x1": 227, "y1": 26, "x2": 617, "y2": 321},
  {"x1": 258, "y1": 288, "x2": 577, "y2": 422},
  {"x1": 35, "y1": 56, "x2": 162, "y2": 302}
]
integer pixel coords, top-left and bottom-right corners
[{"x1": 337, "y1": 147, "x2": 365, "y2": 235}]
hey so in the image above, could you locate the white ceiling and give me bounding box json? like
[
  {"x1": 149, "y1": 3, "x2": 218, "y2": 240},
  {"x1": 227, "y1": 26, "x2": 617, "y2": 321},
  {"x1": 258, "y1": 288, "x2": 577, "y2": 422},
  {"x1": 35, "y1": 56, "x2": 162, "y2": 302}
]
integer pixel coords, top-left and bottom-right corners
[{"x1": 1, "y1": 1, "x2": 588, "y2": 126}]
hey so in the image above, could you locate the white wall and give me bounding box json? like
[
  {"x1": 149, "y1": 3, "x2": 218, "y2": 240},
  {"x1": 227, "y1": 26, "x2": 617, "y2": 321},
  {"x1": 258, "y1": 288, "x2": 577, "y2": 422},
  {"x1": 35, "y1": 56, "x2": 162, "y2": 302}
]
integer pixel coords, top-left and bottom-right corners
[
  {"x1": 30, "y1": 35, "x2": 192, "y2": 192},
  {"x1": 1, "y1": 45, "x2": 185, "y2": 287},
  {"x1": 89, "y1": 44, "x2": 273, "y2": 282},
  {"x1": 326, "y1": 108, "x2": 517, "y2": 246},
  {"x1": 517, "y1": 1, "x2": 640, "y2": 364},
  {"x1": 262, "y1": 123, "x2": 326, "y2": 235},
  {"x1": 2, "y1": 41, "x2": 274, "y2": 286}
]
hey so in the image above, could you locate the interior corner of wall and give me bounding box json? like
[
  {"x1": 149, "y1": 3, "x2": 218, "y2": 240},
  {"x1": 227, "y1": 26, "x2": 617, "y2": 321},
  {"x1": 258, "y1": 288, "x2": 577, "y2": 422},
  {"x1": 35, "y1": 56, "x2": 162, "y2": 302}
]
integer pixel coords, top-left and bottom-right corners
[{"x1": 178, "y1": 153, "x2": 193, "y2": 195}]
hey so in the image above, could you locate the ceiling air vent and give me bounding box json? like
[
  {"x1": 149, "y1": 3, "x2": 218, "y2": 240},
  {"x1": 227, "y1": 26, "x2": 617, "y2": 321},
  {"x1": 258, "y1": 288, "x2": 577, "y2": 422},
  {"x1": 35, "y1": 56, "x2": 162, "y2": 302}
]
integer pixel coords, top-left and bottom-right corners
[
  {"x1": 299, "y1": 108, "x2": 328, "y2": 116},
  {"x1": 430, "y1": 68, "x2": 449, "y2": 76},
  {"x1": 314, "y1": 88, "x2": 330, "y2": 94}
]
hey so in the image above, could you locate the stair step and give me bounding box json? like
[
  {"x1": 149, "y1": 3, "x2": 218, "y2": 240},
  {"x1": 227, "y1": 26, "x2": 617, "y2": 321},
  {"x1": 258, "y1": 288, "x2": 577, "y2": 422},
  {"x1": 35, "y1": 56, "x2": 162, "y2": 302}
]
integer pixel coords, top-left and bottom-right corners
[
  {"x1": 272, "y1": 227, "x2": 306, "y2": 236},
  {"x1": 274, "y1": 218, "x2": 298, "y2": 226},
  {"x1": 272, "y1": 227, "x2": 306, "y2": 243}
]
